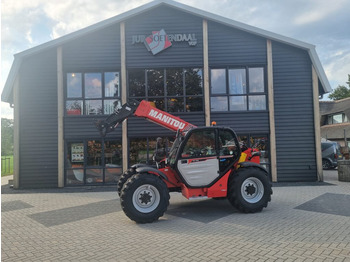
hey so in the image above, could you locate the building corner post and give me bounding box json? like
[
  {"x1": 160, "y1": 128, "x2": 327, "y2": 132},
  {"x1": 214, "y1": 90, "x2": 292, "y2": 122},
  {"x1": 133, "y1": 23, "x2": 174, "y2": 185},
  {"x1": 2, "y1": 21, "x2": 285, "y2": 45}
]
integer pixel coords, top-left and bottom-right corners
[
  {"x1": 57, "y1": 46, "x2": 64, "y2": 188},
  {"x1": 203, "y1": 19, "x2": 210, "y2": 126},
  {"x1": 267, "y1": 39, "x2": 277, "y2": 182},
  {"x1": 121, "y1": 22, "x2": 128, "y2": 172},
  {"x1": 13, "y1": 76, "x2": 20, "y2": 189},
  {"x1": 312, "y1": 65, "x2": 323, "y2": 182}
]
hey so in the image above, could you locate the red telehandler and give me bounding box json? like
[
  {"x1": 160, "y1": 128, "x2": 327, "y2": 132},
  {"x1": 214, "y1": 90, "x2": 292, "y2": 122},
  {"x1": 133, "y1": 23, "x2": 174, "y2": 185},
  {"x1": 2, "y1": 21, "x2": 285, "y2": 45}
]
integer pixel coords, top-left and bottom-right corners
[{"x1": 96, "y1": 100, "x2": 272, "y2": 223}]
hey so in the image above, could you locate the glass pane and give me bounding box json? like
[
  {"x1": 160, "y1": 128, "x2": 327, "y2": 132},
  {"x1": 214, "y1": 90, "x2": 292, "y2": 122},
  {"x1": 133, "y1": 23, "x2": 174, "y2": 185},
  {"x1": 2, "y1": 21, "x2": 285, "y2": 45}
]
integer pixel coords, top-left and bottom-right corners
[
  {"x1": 104, "y1": 141, "x2": 122, "y2": 166},
  {"x1": 67, "y1": 73, "x2": 82, "y2": 98},
  {"x1": 148, "y1": 137, "x2": 171, "y2": 164},
  {"x1": 186, "y1": 97, "x2": 203, "y2": 112},
  {"x1": 182, "y1": 130, "x2": 216, "y2": 157},
  {"x1": 149, "y1": 98, "x2": 165, "y2": 111},
  {"x1": 218, "y1": 129, "x2": 239, "y2": 172},
  {"x1": 185, "y1": 68, "x2": 203, "y2": 95},
  {"x1": 333, "y1": 114, "x2": 342, "y2": 124},
  {"x1": 105, "y1": 168, "x2": 122, "y2": 183},
  {"x1": 230, "y1": 96, "x2": 247, "y2": 111},
  {"x1": 66, "y1": 169, "x2": 84, "y2": 185},
  {"x1": 87, "y1": 140, "x2": 102, "y2": 166},
  {"x1": 86, "y1": 100, "x2": 102, "y2": 115},
  {"x1": 249, "y1": 95, "x2": 266, "y2": 110},
  {"x1": 211, "y1": 96, "x2": 228, "y2": 111},
  {"x1": 327, "y1": 115, "x2": 332, "y2": 124},
  {"x1": 104, "y1": 99, "x2": 121, "y2": 115},
  {"x1": 167, "y1": 97, "x2": 184, "y2": 112},
  {"x1": 129, "y1": 69, "x2": 145, "y2": 97},
  {"x1": 85, "y1": 73, "x2": 102, "y2": 98},
  {"x1": 210, "y1": 69, "x2": 226, "y2": 94},
  {"x1": 229, "y1": 69, "x2": 246, "y2": 94},
  {"x1": 249, "y1": 68, "x2": 264, "y2": 93},
  {"x1": 147, "y1": 69, "x2": 164, "y2": 96},
  {"x1": 66, "y1": 100, "x2": 83, "y2": 115},
  {"x1": 238, "y1": 135, "x2": 249, "y2": 151},
  {"x1": 166, "y1": 68, "x2": 183, "y2": 96},
  {"x1": 86, "y1": 169, "x2": 103, "y2": 184},
  {"x1": 105, "y1": 72, "x2": 120, "y2": 97},
  {"x1": 130, "y1": 138, "x2": 148, "y2": 166},
  {"x1": 251, "y1": 135, "x2": 269, "y2": 165}
]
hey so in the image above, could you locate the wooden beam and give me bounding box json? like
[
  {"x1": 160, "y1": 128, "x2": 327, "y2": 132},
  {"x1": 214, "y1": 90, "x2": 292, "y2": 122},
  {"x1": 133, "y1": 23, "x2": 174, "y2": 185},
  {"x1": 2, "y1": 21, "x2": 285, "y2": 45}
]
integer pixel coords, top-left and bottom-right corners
[
  {"x1": 57, "y1": 46, "x2": 64, "y2": 187},
  {"x1": 267, "y1": 39, "x2": 277, "y2": 182},
  {"x1": 120, "y1": 22, "x2": 128, "y2": 172},
  {"x1": 312, "y1": 65, "x2": 323, "y2": 181},
  {"x1": 13, "y1": 76, "x2": 20, "y2": 189},
  {"x1": 203, "y1": 19, "x2": 210, "y2": 126}
]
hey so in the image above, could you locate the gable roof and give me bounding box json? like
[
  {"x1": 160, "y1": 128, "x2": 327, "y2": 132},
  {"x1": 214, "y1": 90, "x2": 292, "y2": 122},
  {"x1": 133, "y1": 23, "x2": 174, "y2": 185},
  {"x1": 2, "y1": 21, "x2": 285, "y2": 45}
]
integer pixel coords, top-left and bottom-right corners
[{"x1": 1, "y1": 0, "x2": 331, "y2": 103}]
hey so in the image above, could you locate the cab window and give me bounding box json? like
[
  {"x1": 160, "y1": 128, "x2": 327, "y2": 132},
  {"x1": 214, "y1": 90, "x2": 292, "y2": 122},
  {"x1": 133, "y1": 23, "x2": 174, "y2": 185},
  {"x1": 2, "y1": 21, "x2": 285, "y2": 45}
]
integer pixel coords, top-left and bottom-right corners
[
  {"x1": 218, "y1": 129, "x2": 240, "y2": 172},
  {"x1": 182, "y1": 130, "x2": 216, "y2": 158}
]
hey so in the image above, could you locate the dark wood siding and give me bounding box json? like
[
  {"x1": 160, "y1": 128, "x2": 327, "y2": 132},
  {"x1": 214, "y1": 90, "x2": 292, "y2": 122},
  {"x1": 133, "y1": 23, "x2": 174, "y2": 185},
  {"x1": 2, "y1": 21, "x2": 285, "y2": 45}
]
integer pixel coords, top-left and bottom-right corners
[
  {"x1": 208, "y1": 21, "x2": 267, "y2": 67},
  {"x1": 211, "y1": 112, "x2": 269, "y2": 134},
  {"x1": 64, "y1": 116, "x2": 122, "y2": 140},
  {"x1": 272, "y1": 41, "x2": 317, "y2": 182},
  {"x1": 19, "y1": 49, "x2": 58, "y2": 188},
  {"x1": 63, "y1": 24, "x2": 121, "y2": 71},
  {"x1": 125, "y1": 6, "x2": 203, "y2": 68}
]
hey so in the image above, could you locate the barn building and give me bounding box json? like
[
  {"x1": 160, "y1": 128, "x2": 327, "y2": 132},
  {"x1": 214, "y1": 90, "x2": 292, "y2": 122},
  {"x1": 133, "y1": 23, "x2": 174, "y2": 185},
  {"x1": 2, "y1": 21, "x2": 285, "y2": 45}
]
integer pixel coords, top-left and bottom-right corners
[{"x1": 1, "y1": 0, "x2": 331, "y2": 188}]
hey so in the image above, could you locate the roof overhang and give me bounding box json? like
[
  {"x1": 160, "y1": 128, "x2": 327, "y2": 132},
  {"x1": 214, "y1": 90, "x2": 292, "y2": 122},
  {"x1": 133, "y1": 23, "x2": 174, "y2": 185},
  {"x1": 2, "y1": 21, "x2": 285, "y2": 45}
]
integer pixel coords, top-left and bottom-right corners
[{"x1": 1, "y1": 0, "x2": 332, "y2": 103}]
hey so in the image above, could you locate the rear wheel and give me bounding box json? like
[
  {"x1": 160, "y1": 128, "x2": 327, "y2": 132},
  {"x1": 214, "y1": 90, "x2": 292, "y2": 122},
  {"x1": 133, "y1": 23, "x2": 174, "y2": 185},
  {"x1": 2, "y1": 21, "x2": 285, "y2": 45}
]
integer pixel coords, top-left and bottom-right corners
[
  {"x1": 228, "y1": 167, "x2": 272, "y2": 213},
  {"x1": 120, "y1": 173, "x2": 170, "y2": 223}
]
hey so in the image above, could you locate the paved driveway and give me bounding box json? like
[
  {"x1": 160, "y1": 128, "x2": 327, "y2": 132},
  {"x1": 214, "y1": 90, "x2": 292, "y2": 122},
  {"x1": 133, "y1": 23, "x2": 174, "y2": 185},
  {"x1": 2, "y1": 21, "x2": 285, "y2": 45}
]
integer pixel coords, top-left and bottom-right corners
[{"x1": 1, "y1": 170, "x2": 350, "y2": 261}]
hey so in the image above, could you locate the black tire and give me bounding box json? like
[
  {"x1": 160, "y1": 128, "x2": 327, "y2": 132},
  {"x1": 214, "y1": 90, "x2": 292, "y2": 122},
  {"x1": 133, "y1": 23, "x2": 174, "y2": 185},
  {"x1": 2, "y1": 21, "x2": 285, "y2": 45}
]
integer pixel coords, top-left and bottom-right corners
[
  {"x1": 120, "y1": 173, "x2": 170, "y2": 223},
  {"x1": 117, "y1": 169, "x2": 136, "y2": 196},
  {"x1": 322, "y1": 159, "x2": 331, "y2": 170},
  {"x1": 228, "y1": 167, "x2": 272, "y2": 213}
]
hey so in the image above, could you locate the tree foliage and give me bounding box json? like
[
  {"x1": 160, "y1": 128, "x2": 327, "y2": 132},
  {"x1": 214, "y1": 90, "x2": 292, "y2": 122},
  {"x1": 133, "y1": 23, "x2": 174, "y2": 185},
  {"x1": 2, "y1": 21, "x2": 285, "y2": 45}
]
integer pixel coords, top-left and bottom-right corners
[
  {"x1": 328, "y1": 74, "x2": 350, "y2": 100},
  {"x1": 1, "y1": 118, "x2": 14, "y2": 156}
]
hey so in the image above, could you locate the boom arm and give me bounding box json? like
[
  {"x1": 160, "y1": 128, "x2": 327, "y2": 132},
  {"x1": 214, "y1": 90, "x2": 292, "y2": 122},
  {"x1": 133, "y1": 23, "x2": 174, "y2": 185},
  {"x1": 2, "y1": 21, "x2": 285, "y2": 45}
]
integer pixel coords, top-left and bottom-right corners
[{"x1": 96, "y1": 100, "x2": 196, "y2": 137}]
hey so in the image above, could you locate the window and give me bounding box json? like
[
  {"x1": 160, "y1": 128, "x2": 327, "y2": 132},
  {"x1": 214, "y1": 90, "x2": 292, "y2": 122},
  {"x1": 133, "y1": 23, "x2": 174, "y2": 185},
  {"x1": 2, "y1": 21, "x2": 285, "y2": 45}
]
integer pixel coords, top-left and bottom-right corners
[
  {"x1": 182, "y1": 130, "x2": 216, "y2": 158},
  {"x1": 66, "y1": 140, "x2": 122, "y2": 185},
  {"x1": 128, "y1": 68, "x2": 203, "y2": 112},
  {"x1": 327, "y1": 113, "x2": 349, "y2": 125},
  {"x1": 238, "y1": 134, "x2": 270, "y2": 171},
  {"x1": 210, "y1": 67, "x2": 266, "y2": 111},
  {"x1": 66, "y1": 72, "x2": 121, "y2": 115}
]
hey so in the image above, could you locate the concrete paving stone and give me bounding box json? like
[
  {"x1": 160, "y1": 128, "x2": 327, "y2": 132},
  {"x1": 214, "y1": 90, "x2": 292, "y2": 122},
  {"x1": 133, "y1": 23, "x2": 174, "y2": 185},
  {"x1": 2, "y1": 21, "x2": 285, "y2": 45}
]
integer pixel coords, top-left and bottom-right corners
[{"x1": 2, "y1": 170, "x2": 350, "y2": 261}]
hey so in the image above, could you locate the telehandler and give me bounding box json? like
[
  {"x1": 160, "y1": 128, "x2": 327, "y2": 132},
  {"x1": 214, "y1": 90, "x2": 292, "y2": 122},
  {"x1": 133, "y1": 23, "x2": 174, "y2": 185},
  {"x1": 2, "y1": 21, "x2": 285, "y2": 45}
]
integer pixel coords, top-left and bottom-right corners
[{"x1": 96, "y1": 100, "x2": 272, "y2": 223}]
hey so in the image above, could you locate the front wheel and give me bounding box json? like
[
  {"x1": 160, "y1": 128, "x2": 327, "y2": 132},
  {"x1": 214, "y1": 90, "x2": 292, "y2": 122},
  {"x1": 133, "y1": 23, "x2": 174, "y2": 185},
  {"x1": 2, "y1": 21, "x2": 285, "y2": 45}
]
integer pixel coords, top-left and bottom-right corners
[
  {"x1": 120, "y1": 173, "x2": 170, "y2": 223},
  {"x1": 228, "y1": 167, "x2": 272, "y2": 213},
  {"x1": 117, "y1": 169, "x2": 136, "y2": 196}
]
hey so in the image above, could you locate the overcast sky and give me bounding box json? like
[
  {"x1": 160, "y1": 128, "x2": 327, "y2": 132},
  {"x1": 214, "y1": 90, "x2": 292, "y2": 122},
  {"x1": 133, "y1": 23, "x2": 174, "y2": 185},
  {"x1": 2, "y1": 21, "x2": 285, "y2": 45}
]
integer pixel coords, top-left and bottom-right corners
[{"x1": 1, "y1": 0, "x2": 350, "y2": 119}]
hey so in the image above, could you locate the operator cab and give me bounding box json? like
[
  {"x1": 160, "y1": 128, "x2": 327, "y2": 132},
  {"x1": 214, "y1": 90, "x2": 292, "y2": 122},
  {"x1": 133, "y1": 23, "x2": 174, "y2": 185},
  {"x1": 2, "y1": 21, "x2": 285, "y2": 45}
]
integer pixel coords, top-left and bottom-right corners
[{"x1": 168, "y1": 127, "x2": 241, "y2": 187}]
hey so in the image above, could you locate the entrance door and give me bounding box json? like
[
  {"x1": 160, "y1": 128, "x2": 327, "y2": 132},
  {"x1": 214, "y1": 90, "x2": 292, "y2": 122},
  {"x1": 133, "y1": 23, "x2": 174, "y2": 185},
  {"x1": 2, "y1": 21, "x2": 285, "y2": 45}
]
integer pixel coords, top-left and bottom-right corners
[{"x1": 177, "y1": 129, "x2": 219, "y2": 187}]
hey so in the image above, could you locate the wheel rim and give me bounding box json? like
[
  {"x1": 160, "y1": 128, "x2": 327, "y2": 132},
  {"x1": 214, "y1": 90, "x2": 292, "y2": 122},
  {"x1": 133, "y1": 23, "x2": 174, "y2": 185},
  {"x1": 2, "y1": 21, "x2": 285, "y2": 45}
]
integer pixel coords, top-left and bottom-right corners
[
  {"x1": 132, "y1": 184, "x2": 160, "y2": 213},
  {"x1": 322, "y1": 160, "x2": 329, "y2": 169},
  {"x1": 241, "y1": 177, "x2": 264, "y2": 203}
]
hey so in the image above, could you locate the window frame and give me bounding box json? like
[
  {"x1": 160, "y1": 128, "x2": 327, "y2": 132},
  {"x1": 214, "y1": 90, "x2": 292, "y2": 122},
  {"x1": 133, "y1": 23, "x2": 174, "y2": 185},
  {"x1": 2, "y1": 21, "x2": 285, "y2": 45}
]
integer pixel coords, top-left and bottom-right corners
[
  {"x1": 65, "y1": 139, "x2": 123, "y2": 186},
  {"x1": 210, "y1": 66, "x2": 267, "y2": 112},
  {"x1": 65, "y1": 71, "x2": 122, "y2": 116},
  {"x1": 127, "y1": 68, "x2": 204, "y2": 112}
]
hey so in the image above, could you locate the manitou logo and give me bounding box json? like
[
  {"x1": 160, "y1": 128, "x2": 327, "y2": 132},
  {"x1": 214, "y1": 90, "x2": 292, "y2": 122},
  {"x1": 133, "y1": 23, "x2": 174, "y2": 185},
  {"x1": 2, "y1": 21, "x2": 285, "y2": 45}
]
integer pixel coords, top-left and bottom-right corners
[
  {"x1": 131, "y1": 29, "x2": 197, "y2": 55},
  {"x1": 148, "y1": 109, "x2": 186, "y2": 129}
]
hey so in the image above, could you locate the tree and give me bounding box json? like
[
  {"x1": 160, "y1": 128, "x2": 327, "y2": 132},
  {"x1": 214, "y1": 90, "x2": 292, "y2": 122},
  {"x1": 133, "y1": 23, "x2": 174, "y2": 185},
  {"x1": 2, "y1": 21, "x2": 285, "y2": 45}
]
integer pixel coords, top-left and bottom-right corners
[
  {"x1": 1, "y1": 118, "x2": 14, "y2": 156},
  {"x1": 328, "y1": 74, "x2": 350, "y2": 100}
]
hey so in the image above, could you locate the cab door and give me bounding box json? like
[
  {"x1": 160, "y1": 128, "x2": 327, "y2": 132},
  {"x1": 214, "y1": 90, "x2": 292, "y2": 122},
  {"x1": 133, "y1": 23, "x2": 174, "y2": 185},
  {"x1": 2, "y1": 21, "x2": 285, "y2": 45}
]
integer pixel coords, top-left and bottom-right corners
[{"x1": 177, "y1": 129, "x2": 219, "y2": 187}]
